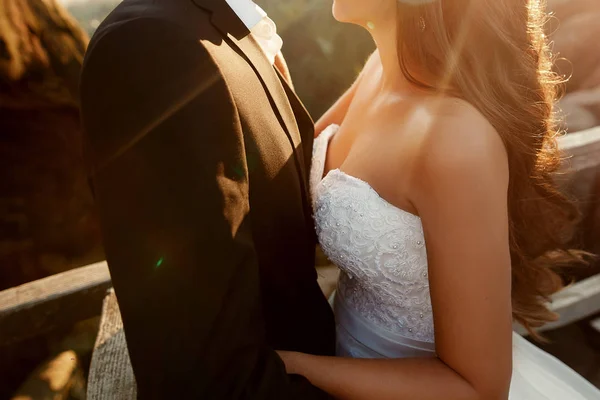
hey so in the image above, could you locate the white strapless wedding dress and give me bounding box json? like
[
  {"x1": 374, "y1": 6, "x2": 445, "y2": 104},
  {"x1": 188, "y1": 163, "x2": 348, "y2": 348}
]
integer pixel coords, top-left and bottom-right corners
[{"x1": 310, "y1": 124, "x2": 600, "y2": 399}]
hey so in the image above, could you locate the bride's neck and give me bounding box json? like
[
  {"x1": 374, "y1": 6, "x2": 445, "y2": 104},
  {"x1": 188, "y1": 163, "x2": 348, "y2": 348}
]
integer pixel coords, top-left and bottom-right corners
[
  {"x1": 368, "y1": 19, "x2": 429, "y2": 95},
  {"x1": 368, "y1": 20, "x2": 406, "y2": 92}
]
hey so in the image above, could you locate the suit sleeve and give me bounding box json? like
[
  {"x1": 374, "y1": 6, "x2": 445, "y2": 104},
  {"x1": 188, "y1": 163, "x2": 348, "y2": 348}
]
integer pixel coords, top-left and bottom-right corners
[{"x1": 80, "y1": 18, "x2": 330, "y2": 399}]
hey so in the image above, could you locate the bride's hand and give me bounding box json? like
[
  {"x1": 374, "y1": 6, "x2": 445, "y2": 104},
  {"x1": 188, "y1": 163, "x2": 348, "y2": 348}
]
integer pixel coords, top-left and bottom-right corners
[
  {"x1": 276, "y1": 350, "x2": 303, "y2": 375},
  {"x1": 274, "y1": 52, "x2": 294, "y2": 91}
]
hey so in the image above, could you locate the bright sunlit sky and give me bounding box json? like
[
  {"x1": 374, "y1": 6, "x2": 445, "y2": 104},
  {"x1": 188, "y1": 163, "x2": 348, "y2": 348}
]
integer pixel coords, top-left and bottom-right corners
[
  {"x1": 58, "y1": 0, "x2": 120, "y2": 5},
  {"x1": 58, "y1": 0, "x2": 85, "y2": 4}
]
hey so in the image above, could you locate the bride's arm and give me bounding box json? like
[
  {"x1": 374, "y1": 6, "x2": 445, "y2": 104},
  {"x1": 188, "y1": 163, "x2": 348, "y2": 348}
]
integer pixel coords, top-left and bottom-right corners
[
  {"x1": 275, "y1": 51, "x2": 294, "y2": 90},
  {"x1": 314, "y1": 50, "x2": 376, "y2": 136},
  {"x1": 278, "y1": 107, "x2": 514, "y2": 400}
]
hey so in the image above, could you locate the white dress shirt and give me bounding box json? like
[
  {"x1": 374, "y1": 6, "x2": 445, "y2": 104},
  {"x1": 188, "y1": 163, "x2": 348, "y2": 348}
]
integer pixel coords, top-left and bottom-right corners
[{"x1": 224, "y1": 0, "x2": 283, "y2": 65}]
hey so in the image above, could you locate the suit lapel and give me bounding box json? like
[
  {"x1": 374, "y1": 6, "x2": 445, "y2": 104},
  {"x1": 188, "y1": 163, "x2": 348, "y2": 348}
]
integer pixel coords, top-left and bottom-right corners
[
  {"x1": 276, "y1": 68, "x2": 315, "y2": 189},
  {"x1": 191, "y1": 0, "x2": 308, "y2": 185},
  {"x1": 274, "y1": 67, "x2": 314, "y2": 128},
  {"x1": 229, "y1": 34, "x2": 307, "y2": 181}
]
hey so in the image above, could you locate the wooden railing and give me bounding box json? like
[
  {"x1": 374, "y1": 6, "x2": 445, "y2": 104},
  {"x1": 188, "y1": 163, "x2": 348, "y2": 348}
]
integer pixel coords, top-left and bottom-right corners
[
  {"x1": 0, "y1": 261, "x2": 110, "y2": 347},
  {"x1": 1, "y1": 126, "x2": 600, "y2": 347},
  {"x1": 535, "y1": 126, "x2": 600, "y2": 334}
]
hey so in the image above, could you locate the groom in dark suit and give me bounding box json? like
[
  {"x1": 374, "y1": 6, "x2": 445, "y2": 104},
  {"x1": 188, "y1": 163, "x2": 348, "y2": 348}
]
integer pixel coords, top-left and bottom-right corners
[{"x1": 79, "y1": 0, "x2": 335, "y2": 398}]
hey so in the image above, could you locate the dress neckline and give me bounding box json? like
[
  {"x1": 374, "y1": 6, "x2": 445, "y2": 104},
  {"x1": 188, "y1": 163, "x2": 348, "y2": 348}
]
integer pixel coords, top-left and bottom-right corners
[
  {"x1": 314, "y1": 124, "x2": 421, "y2": 221},
  {"x1": 321, "y1": 169, "x2": 421, "y2": 221}
]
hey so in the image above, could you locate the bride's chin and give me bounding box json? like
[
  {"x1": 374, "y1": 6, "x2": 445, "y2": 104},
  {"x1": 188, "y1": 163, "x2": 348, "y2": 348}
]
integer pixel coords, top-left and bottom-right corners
[
  {"x1": 332, "y1": 3, "x2": 364, "y2": 26},
  {"x1": 331, "y1": 2, "x2": 352, "y2": 23},
  {"x1": 331, "y1": 4, "x2": 342, "y2": 22}
]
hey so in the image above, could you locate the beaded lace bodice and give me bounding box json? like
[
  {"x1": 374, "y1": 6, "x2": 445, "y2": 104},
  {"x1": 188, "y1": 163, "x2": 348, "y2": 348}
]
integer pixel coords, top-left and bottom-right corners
[
  {"x1": 311, "y1": 124, "x2": 435, "y2": 344},
  {"x1": 307, "y1": 129, "x2": 600, "y2": 398}
]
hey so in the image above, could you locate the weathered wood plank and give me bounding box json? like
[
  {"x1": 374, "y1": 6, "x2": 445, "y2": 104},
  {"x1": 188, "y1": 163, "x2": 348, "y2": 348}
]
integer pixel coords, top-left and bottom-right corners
[
  {"x1": 87, "y1": 289, "x2": 136, "y2": 400},
  {"x1": 558, "y1": 126, "x2": 600, "y2": 172},
  {"x1": 543, "y1": 274, "x2": 600, "y2": 332},
  {"x1": 556, "y1": 127, "x2": 600, "y2": 201},
  {"x1": 515, "y1": 274, "x2": 600, "y2": 335},
  {"x1": 0, "y1": 261, "x2": 111, "y2": 346}
]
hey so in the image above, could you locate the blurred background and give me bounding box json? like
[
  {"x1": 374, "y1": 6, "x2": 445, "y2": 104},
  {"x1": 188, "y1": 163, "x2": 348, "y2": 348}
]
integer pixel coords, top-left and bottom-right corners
[{"x1": 0, "y1": 0, "x2": 599, "y2": 398}]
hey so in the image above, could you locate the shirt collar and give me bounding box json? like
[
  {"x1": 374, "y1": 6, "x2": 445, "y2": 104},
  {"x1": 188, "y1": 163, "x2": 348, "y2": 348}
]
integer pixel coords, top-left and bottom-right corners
[{"x1": 223, "y1": 0, "x2": 264, "y2": 30}]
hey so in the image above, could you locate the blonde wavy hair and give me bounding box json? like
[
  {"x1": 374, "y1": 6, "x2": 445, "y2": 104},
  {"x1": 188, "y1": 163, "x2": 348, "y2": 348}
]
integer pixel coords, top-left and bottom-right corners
[{"x1": 395, "y1": 0, "x2": 587, "y2": 337}]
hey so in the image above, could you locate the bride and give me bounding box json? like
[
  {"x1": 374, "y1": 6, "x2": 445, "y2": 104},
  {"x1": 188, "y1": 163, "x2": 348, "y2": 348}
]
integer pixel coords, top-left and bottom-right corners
[{"x1": 276, "y1": 0, "x2": 600, "y2": 399}]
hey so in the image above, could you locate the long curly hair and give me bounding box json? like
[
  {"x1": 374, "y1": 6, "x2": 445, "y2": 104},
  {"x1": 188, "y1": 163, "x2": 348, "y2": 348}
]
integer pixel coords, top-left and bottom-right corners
[{"x1": 395, "y1": 0, "x2": 587, "y2": 337}]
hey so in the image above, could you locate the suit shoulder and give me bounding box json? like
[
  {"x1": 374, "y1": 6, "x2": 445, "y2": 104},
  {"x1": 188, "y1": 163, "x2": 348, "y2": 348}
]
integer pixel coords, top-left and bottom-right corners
[
  {"x1": 81, "y1": 15, "x2": 221, "y2": 95},
  {"x1": 87, "y1": 0, "x2": 217, "y2": 56},
  {"x1": 86, "y1": 17, "x2": 201, "y2": 63},
  {"x1": 79, "y1": 10, "x2": 233, "y2": 171}
]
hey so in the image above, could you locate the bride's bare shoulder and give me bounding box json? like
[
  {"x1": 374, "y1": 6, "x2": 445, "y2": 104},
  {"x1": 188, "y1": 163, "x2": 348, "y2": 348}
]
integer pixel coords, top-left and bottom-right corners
[
  {"x1": 410, "y1": 97, "x2": 509, "y2": 194},
  {"x1": 360, "y1": 50, "x2": 381, "y2": 78}
]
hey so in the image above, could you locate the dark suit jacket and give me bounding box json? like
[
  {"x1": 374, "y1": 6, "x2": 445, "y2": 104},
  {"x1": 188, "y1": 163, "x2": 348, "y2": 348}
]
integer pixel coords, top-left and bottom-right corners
[{"x1": 79, "y1": 0, "x2": 335, "y2": 398}]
